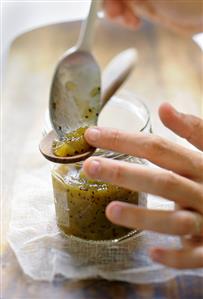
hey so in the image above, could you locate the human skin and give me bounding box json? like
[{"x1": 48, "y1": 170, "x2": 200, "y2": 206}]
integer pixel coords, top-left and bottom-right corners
[
  {"x1": 83, "y1": 103, "x2": 203, "y2": 269},
  {"x1": 103, "y1": 0, "x2": 203, "y2": 35}
]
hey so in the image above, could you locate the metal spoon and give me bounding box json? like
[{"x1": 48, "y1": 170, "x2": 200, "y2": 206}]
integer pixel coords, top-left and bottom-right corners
[
  {"x1": 49, "y1": 0, "x2": 101, "y2": 138},
  {"x1": 39, "y1": 48, "x2": 138, "y2": 163}
]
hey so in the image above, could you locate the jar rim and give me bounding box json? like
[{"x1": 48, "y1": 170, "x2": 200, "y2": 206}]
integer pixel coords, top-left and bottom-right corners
[
  {"x1": 72, "y1": 150, "x2": 147, "y2": 167},
  {"x1": 98, "y1": 90, "x2": 151, "y2": 133},
  {"x1": 121, "y1": 90, "x2": 151, "y2": 132},
  {"x1": 43, "y1": 90, "x2": 151, "y2": 137}
]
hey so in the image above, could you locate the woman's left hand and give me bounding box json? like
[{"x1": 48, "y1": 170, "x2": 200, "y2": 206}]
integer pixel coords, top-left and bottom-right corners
[{"x1": 83, "y1": 103, "x2": 203, "y2": 269}]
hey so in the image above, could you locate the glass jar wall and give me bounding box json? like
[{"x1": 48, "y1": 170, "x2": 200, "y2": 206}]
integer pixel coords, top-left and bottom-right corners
[
  {"x1": 51, "y1": 92, "x2": 151, "y2": 242},
  {"x1": 52, "y1": 154, "x2": 145, "y2": 241}
]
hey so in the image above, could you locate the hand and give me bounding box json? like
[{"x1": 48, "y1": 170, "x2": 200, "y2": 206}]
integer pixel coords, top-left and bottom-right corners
[
  {"x1": 103, "y1": 0, "x2": 203, "y2": 35},
  {"x1": 103, "y1": 0, "x2": 140, "y2": 29},
  {"x1": 83, "y1": 103, "x2": 203, "y2": 269}
]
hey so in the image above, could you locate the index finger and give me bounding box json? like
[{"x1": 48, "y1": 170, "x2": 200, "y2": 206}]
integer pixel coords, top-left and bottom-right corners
[
  {"x1": 85, "y1": 127, "x2": 202, "y2": 179},
  {"x1": 83, "y1": 157, "x2": 203, "y2": 213}
]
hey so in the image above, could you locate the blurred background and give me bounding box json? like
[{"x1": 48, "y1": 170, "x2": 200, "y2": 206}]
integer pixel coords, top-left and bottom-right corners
[
  {"x1": 2, "y1": 0, "x2": 203, "y2": 64},
  {"x1": 1, "y1": 1, "x2": 203, "y2": 295},
  {"x1": 2, "y1": 1, "x2": 92, "y2": 81}
]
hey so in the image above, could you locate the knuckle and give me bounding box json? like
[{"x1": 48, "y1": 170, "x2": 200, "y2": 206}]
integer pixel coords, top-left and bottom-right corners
[
  {"x1": 110, "y1": 129, "x2": 122, "y2": 148},
  {"x1": 144, "y1": 135, "x2": 166, "y2": 158},
  {"x1": 160, "y1": 171, "x2": 179, "y2": 190},
  {"x1": 199, "y1": 158, "x2": 203, "y2": 176},
  {"x1": 184, "y1": 116, "x2": 203, "y2": 143},
  {"x1": 173, "y1": 213, "x2": 195, "y2": 235},
  {"x1": 195, "y1": 154, "x2": 203, "y2": 179},
  {"x1": 190, "y1": 117, "x2": 202, "y2": 134},
  {"x1": 195, "y1": 186, "x2": 203, "y2": 209},
  {"x1": 199, "y1": 189, "x2": 203, "y2": 207},
  {"x1": 112, "y1": 164, "x2": 124, "y2": 184}
]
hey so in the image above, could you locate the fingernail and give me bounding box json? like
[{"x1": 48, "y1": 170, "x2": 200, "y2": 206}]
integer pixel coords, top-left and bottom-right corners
[
  {"x1": 109, "y1": 204, "x2": 122, "y2": 221},
  {"x1": 86, "y1": 128, "x2": 100, "y2": 142},
  {"x1": 88, "y1": 160, "x2": 101, "y2": 176}
]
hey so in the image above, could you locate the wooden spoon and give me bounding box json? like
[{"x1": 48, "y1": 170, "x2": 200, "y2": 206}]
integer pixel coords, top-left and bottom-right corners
[{"x1": 39, "y1": 48, "x2": 138, "y2": 163}]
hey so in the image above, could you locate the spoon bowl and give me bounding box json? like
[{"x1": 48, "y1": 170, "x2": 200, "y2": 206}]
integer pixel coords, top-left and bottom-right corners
[
  {"x1": 49, "y1": 0, "x2": 101, "y2": 138},
  {"x1": 39, "y1": 48, "x2": 138, "y2": 164},
  {"x1": 50, "y1": 50, "x2": 101, "y2": 137}
]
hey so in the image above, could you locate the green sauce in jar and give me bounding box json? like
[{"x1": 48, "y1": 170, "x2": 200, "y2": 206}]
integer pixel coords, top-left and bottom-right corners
[{"x1": 52, "y1": 164, "x2": 139, "y2": 241}]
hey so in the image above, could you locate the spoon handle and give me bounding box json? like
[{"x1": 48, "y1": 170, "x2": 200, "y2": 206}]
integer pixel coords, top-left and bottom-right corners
[
  {"x1": 77, "y1": 0, "x2": 100, "y2": 52},
  {"x1": 101, "y1": 49, "x2": 138, "y2": 108}
]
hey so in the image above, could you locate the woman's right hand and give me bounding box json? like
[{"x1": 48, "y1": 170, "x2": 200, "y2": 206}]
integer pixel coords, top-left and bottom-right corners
[
  {"x1": 103, "y1": 0, "x2": 203, "y2": 35},
  {"x1": 83, "y1": 103, "x2": 203, "y2": 269},
  {"x1": 103, "y1": 0, "x2": 141, "y2": 29}
]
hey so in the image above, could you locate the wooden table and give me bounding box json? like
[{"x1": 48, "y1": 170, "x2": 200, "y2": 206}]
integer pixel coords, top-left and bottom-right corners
[
  {"x1": 2, "y1": 19, "x2": 203, "y2": 299},
  {"x1": 2, "y1": 247, "x2": 203, "y2": 299}
]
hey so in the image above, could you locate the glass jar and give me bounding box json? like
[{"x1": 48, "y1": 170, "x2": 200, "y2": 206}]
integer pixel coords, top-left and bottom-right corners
[
  {"x1": 52, "y1": 154, "x2": 147, "y2": 241},
  {"x1": 51, "y1": 92, "x2": 151, "y2": 242}
]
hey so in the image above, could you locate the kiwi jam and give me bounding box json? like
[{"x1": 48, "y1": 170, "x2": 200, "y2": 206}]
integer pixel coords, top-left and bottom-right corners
[
  {"x1": 52, "y1": 127, "x2": 93, "y2": 157},
  {"x1": 52, "y1": 164, "x2": 139, "y2": 241}
]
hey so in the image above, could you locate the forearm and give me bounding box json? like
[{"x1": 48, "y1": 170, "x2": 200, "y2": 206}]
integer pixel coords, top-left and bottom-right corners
[{"x1": 130, "y1": 0, "x2": 203, "y2": 35}]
